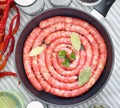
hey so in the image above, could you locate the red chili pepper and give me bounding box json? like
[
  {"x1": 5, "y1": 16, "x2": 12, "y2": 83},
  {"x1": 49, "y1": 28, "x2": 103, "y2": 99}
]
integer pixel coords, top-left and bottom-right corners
[
  {"x1": 0, "y1": 0, "x2": 7, "y2": 4},
  {"x1": 0, "y1": 0, "x2": 20, "y2": 71},
  {"x1": 0, "y1": 0, "x2": 11, "y2": 43},
  {"x1": 0, "y1": 8, "x2": 4, "y2": 21},
  {"x1": 0, "y1": 15, "x2": 19, "y2": 57},
  {"x1": 0, "y1": 72, "x2": 17, "y2": 78},
  {"x1": 10, "y1": 4, "x2": 20, "y2": 35},
  {"x1": 0, "y1": 36, "x2": 15, "y2": 70}
]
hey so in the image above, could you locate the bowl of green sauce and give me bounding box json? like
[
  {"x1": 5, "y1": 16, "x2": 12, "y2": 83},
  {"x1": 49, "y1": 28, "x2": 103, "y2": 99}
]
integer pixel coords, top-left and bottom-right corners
[
  {"x1": 0, "y1": 91, "x2": 25, "y2": 108},
  {"x1": 88, "y1": 103, "x2": 110, "y2": 108}
]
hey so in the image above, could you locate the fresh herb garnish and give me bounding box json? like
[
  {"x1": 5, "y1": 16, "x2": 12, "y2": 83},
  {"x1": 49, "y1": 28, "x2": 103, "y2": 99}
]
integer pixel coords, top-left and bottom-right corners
[
  {"x1": 58, "y1": 50, "x2": 67, "y2": 58},
  {"x1": 62, "y1": 57, "x2": 70, "y2": 67},
  {"x1": 93, "y1": 105, "x2": 105, "y2": 108},
  {"x1": 71, "y1": 32, "x2": 81, "y2": 51},
  {"x1": 99, "y1": 105, "x2": 105, "y2": 108},
  {"x1": 58, "y1": 50, "x2": 76, "y2": 67},
  {"x1": 94, "y1": 106, "x2": 98, "y2": 108},
  {"x1": 78, "y1": 67, "x2": 91, "y2": 86},
  {"x1": 70, "y1": 51, "x2": 75, "y2": 60}
]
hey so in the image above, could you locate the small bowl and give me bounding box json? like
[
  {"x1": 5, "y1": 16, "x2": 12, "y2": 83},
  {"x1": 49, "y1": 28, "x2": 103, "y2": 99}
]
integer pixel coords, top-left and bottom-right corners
[
  {"x1": 0, "y1": 90, "x2": 25, "y2": 108},
  {"x1": 26, "y1": 101, "x2": 48, "y2": 108},
  {"x1": 88, "y1": 103, "x2": 110, "y2": 108},
  {"x1": 76, "y1": 0, "x2": 102, "y2": 6},
  {"x1": 49, "y1": 0, "x2": 72, "y2": 7},
  {"x1": 14, "y1": 0, "x2": 36, "y2": 7}
]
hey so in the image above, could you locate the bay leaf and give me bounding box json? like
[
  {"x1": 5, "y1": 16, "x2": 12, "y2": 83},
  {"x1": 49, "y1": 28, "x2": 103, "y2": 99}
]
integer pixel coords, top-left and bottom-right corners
[
  {"x1": 71, "y1": 32, "x2": 81, "y2": 51},
  {"x1": 29, "y1": 46, "x2": 44, "y2": 57},
  {"x1": 78, "y1": 67, "x2": 91, "y2": 86}
]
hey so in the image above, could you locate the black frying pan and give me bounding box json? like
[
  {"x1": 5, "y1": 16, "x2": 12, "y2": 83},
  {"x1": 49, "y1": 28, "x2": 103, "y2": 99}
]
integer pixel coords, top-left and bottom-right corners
[{"x1": 15, "y1": 0, "x2": 115, "y2": 106}]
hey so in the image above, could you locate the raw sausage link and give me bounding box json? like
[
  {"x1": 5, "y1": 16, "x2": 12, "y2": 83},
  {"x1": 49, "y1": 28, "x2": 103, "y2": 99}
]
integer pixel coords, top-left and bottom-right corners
[
  {"x1": 45, "y1": 30, "x2": 95, "y2": 72},
  {"x1": 23, "y1": 16, "x2": 107, "y2": 97},
  {"x1": 43, "y1": 21, "x2": 100, "y2": 74},
  {"x1": 34, "y1": 23, "x2": 65, "y2": 47},
  {"x1": 31, "y1": 44, "x2": 46, "y2": 90},
  {"x1": 45, "y1": 30, "x2": 71, "y2": 44},
  {"x1": 39, "y1": 49, "x2": 79, "y2": 90},
  {"x1": 23, "y1": 27, "x2": 42, "y2": 91},
  {"x1": 46, "y1": 37, "x2": 87, "y2": 76},
  {"x1": 40, "y1": 16, "x2": 104, "y2": 44},
  {"x1": 86, "y1": 43, "x2": 107, "y2": 89},
  {"x1": 46, "y1": 33, "x2": 92, "y2": 76},
  {"x1": 39, "y1": 16, "x2": 67, "y2": 28},
  {"x1": 39, "y1": 50, "x2": 88, "y2": 97},
  {"x1": 64, "y1": 24, "x2": 99, "y2": 73},
  {"x1": 41, "y1": 45, "x2": 78, "y2": 83}
]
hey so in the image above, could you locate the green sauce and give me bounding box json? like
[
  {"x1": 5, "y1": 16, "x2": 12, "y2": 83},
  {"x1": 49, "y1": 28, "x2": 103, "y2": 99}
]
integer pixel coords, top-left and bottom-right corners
[{"x1": 0, "y1": 91, "x2": 24, "y2": 108}]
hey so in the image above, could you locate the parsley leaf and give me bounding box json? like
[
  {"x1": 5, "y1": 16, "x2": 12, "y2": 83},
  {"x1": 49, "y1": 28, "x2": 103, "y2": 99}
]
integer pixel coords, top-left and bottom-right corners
[
  {"x1": 70, "y1": 51, "x2": 75, "y2": 60},
  {"x1": 58, "y1": 50, "x2": 76, "y2": 67},
  {"x1": 58, "y1": 50, "x2": 66, "y2": 58},
  {"x1": 62, "y1": 57, "x2": 70, "y2": 67}
]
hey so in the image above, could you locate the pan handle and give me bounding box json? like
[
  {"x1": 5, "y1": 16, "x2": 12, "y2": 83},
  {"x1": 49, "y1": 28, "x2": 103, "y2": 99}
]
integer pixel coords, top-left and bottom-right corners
[{"x1": 94, "y1": 0, "x2": 116, "y2": 17}]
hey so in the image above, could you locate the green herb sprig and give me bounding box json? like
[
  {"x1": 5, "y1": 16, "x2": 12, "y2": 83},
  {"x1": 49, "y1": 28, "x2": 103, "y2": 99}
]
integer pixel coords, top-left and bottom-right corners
[
  {"x1": 70, "y1": 51, "x2": 75, "y2": 60},
  {"x1": 58, "y1": 50, "x2": 76, "y2": 67},
  {"x1": 58, "y1": 50, "x2": 66, "y2": 58},
  {"x1": 62, "y1": 57, "x2": 70, "y2": 67}
]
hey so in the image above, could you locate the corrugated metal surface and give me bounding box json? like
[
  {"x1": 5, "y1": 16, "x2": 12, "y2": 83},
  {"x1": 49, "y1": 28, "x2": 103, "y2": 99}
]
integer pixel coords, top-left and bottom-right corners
[{"x1": 0, "y1": 0, "x2": 120, "y2": 108}]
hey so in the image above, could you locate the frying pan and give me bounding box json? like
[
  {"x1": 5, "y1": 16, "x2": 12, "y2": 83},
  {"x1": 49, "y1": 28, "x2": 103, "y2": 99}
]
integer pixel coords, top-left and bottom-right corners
[{"x1": 15, "y1": 0, "x2": 115, "y2": 106}]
